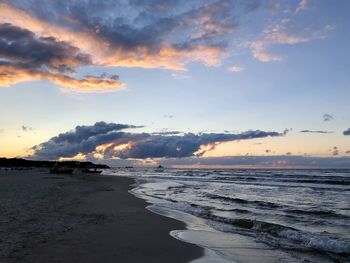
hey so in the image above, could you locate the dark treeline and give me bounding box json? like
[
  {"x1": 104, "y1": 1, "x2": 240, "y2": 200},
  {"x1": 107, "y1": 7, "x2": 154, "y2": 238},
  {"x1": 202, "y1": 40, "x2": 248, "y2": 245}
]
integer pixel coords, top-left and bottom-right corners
[{"x1": 0, "y1": 157, "x2": 109, "y2": 169}]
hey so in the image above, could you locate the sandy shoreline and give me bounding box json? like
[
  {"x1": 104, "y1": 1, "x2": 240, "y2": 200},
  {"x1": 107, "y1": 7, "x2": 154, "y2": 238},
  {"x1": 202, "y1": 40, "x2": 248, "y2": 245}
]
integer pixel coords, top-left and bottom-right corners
[{"x1": 0, "y1": 169, "x2": 203, "y2": 263}]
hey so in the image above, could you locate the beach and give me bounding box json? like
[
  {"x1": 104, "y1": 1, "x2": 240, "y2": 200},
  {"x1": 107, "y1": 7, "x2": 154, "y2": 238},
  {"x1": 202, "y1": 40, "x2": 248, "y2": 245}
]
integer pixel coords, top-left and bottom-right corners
[
  {"x1": 0, "y1": 169, "x2": 202, "y2": 263},
  {"x1": 2, "y1": 168, "x2": 349, "y2": 263}
]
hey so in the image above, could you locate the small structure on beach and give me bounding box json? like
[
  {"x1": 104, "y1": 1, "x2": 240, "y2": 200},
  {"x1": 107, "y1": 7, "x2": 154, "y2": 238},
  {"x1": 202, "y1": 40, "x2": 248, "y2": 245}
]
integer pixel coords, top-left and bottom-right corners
[{"x1": 82, "y1": 168, "x2": 102, "y2": 174}]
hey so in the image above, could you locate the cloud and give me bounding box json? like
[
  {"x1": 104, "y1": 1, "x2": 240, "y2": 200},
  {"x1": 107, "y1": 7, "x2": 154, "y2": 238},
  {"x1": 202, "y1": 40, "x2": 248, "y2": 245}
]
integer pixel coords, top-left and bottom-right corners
[
  {"x1": 300, "y1": 130, "x2": 333, "y2": 134},
  {"x1": 21, "y1": 125, "x2": 33, "y2": 132},
  {"x1": 323, "y1": 113, "x2": 334, "y2": 122},
  {"x1": 0, "y1": 23, "x2": 90, "y2": 70},
  {"x1": 0, "y1": 23, "x2": 124, "y2": 92},
  {"x1": 151, "y1": 131, "x2": 182, "y2": 135},
  {"x1": 0, "y1": 0, "x2": 335, "y2": 92},
  {"x1": 171, "y1": 73, "x2": 191, "y2": 80},
  {"x1": 0, "y1": 1, "x2": 335, "y2": 90},
  {"x1": 47, "y1": 73, "x2": 124, "y2": 93},
  {"x1": 227, "y1": 65, "x2": 244, "y2": 73},
  {"x1": 31, "y1": 122, "x2": 141, "y2": 159},
  {"x1": 249, "y1": 20, "x2": 310, "y2": 62},
  {"x1": 344, "y1": 128, "x2": 350, "y2": 136},
  {"x1": 30, "y1": 121, "x2": 286, "y2": 160},
  {"x1": 248, "y1": 18, "x2": 334, "y2": 62},
  {"x1": 295, "y1": 0, "x2": 309, "y2": 14},
  {"x1": 0, "y1": 1, "x2": 236, "y2": 74}
]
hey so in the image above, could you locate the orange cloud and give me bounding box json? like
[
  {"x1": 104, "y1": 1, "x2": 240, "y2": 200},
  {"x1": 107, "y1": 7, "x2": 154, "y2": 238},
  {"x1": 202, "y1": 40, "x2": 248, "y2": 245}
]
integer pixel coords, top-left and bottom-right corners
[
  {"x1": 0, "y1": 3, "x2": 103, "y2": 60},
  {"x1": 0, "y1": 65, "x2": 41, "y2": 86},
  {"x1": 0, "y1": 3, "x2": 227, "y2": 71},
  {"x1": 47, "y1": 74, "x2": 125, "y2": 93},
  {"x1": 0, "y1": 2, "x2": 231, "y2": 93},
  {"x1": 0, "y1": 65, "x2": 124, "y2": 93}
]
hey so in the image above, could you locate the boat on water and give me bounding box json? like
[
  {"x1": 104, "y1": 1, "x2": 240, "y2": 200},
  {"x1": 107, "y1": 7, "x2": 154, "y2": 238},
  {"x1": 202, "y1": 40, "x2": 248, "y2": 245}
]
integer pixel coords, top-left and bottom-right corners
[{"x1": 155, "y1": 165, "x2": 164, "y2": 172}]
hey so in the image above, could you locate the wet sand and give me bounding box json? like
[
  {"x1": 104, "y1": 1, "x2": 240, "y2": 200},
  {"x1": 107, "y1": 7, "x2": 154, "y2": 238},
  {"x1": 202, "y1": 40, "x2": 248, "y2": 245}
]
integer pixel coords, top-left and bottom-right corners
[{"x1": 0, "y1": 169, "x2": 203, "y2": 263}]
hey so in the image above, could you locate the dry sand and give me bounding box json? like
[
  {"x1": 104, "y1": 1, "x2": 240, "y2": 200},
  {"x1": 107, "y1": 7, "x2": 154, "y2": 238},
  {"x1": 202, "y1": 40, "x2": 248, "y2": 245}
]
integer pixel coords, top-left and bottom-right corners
[{"x1": 0, "y1": 169, "x2": 203, "y2": 262}]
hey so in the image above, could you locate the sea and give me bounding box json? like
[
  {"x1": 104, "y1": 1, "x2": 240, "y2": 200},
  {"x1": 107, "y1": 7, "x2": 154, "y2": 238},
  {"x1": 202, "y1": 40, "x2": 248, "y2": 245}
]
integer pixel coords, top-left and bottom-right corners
[{"x1": 105, "y1": 168, "x2": 350, "y2": 263}]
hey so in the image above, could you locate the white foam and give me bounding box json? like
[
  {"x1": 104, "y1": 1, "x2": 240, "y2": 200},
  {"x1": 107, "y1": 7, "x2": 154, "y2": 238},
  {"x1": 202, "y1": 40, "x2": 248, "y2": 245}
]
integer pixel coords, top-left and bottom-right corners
[
  {"x1": 140, "y1": 181, "x2": 184, "y2": 190},
  {"x1": 147, "y1": 205, "x2": 301, "y2": 263},
  {"x1": 172, "y1": 229, "x2": 299, "y2": 263},
  {"x1": 279, "y1": 229, "x2": 350, "y2": 254}
]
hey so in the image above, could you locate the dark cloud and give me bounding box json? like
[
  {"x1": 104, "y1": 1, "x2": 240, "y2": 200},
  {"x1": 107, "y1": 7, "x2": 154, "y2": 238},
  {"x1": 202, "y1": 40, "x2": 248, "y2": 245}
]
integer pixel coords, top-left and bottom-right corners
[
  {"x1": 31, "y1": 122, "x2": 141, "y2": 160},
  {"x1": 30, "y1": 121, "x2": 285, "y2": 160},
  {"x1": 0, "y1": 0, "x2": 335, "y2": 90},
  {"x1": 343, "y1": 128, "x2": 350, "y2": 136},
  {"x1": 151, "y1": 131, "x2": 182, "y2": 135},
  {"x1": 300, "y1": 130, "x2": 333, "y2": 134},
  {"x1": 111, "y1": 130, "x2": 283, "y2": 159},
  {"x1": 24, "y1": 0, "x2": 237, "y2": 51},
  {"x1": 0, "y1": 23, "x2": 91, "y2": 72},
  {"x1": 323, "y1": 114, "x2": 334, "y2": 122},
  {"x1": 0, "y1": 0, "x2": 263, "y2": 90},
  {"x1": 1, "y1": 0, "x2": 254, "y2": 71},
  {"x1": 0, "y1": 23, "x2": 123, "y2": 92}
]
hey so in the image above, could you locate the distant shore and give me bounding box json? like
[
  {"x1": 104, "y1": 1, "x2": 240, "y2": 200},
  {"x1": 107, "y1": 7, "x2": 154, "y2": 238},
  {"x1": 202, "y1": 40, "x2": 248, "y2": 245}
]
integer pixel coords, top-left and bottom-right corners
[
  {"x1": 0, "y1": 157, "x2": 109, "y2": 169},
  {"x1": 0, "y1": 169, "x2": 202, "y2": 263}
]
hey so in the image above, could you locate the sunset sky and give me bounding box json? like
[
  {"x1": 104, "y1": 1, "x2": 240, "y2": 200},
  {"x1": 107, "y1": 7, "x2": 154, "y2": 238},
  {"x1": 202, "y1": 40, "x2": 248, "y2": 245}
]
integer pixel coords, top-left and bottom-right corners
[{"x1": 0, "y1": 0, "x2": 350, "y2": 168}]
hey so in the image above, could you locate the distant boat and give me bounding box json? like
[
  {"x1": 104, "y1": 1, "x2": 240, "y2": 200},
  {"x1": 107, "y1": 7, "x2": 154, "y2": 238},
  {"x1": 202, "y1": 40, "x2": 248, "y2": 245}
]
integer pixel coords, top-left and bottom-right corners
[
  {"x1": 82, "y1": 168, "x2": 102, "y2": 174},
  {"x1": 155, "y1": 165, "x2": 164, "y2": 172},
  {"x1": 50, "y1": 167, "x2": 74, "y2": 174}
]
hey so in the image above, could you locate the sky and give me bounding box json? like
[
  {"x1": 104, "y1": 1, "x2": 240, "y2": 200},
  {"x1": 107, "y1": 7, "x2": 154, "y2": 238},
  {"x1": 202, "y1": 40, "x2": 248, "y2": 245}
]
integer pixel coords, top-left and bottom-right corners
[{"x1": 0, "y1": 0, "x2": 350, "y2": 168}]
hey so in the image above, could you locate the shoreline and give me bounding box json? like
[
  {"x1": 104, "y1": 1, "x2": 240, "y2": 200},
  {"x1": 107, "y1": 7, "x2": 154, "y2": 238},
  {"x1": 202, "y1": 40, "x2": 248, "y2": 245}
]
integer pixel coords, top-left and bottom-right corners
[
  {"x1": 125, "y1": 171, "x2": 350, "y2": 263},
  {"x1": 0, "y1": 169, "x2": 203, "y2": 262}
]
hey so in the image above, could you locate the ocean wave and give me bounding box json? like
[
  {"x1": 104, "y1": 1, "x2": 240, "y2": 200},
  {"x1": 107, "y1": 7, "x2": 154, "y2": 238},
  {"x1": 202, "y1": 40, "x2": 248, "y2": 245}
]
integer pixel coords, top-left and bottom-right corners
[
  {"x1": 206, "y1": 193, "x2": 283, "y2": 209},
  {"x1": 203, "y1": 214, "x2": 350, "y2": 255},
  {"x1": 278, "y1": 228, "x2": 350, "y2": 254},
  {"x1": 285, "y1": 208, "x2": 350, "y2": 220},
  {"x1": 128, "y1": 169, "x2": 350, "y2": 260}
]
